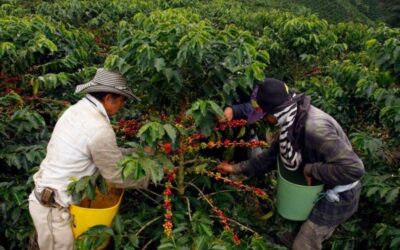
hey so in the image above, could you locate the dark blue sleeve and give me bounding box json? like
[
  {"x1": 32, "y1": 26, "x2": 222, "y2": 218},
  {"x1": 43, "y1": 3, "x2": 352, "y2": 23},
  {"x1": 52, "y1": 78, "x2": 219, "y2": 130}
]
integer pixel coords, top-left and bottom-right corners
[{"x1": 231, "y1": 102, "x2": 253, "y2": 119}]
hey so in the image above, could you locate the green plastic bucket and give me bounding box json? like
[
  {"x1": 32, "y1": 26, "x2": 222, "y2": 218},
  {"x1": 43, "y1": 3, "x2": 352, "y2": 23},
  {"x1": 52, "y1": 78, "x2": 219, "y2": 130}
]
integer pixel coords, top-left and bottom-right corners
[{"x1": 276, "y1": 160, "x2": 324, "y2": 221}]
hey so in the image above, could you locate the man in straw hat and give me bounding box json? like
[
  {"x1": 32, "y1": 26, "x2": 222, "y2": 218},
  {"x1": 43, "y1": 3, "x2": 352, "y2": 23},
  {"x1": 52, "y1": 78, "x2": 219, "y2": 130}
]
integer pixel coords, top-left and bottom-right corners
[
  {"x1": 216, "y1": 78, "x2": 365, "y2": 249},
  {"x1": 29, "y1": 68, "x2": 150, "y2": 249}
]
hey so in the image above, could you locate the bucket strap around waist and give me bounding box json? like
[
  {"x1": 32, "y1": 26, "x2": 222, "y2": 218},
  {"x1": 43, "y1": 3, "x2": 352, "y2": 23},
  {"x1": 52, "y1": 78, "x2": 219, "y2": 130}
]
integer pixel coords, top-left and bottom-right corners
[{"x1": 324, "y1": 180, "x2": 359, "y2": 203}]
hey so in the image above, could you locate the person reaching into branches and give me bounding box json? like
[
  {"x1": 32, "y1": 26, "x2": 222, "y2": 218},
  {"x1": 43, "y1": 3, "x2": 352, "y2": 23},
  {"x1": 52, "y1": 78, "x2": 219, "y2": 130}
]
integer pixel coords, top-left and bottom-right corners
[
  {"x1": 222, "y1": 83, "x2": 263, "y2": 160},
  {"x1": 216, "y1": 78, "x2": 365, "y2": 250}
]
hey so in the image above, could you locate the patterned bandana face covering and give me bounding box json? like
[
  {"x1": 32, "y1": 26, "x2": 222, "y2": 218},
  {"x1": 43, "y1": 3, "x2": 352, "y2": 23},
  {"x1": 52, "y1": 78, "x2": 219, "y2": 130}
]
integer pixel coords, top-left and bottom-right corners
[
  {"x1": 273, "y1": 94, "x2": 302, "y2": 171},
  {"x1": 251, "y1": 83, "x2": 302, "y2": 171}
]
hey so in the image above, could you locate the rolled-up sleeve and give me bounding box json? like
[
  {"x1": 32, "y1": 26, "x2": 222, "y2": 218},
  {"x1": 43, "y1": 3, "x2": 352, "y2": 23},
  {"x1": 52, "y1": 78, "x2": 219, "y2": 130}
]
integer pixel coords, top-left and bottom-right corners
[{"x1": 88, "y1": 127, "x2": 149, "y2": 189}]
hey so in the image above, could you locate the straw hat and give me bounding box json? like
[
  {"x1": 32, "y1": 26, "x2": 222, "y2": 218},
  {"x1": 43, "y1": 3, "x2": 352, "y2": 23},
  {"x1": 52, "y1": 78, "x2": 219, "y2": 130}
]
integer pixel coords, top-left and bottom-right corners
[{"x1": 75, "y1": 68, "x2": 139, "y2": 100}]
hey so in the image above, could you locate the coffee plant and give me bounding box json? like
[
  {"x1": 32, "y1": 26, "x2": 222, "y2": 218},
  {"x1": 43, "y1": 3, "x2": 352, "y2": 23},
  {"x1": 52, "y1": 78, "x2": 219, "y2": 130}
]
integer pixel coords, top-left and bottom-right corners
[
  {"x1": 104, "y1": 8, "x2": 269, "y2": 111},
  {"x1": 1, "y1": 0, "x2": 399, "y2": 249}
]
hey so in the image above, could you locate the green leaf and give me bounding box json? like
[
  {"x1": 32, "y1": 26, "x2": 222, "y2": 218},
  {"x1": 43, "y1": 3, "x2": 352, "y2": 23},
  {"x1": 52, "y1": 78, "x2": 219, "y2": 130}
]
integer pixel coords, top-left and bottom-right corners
[
  {"x1": 210, "y1": 244, "x2": 227, "y2": 250},
  {"x1": 259, "y1": 211, "x2": 274, "y2": 221},
  {"x1": 35, "y1": 34, "x2": 58, "y2": 53},
  {"x1": 390, "y1": 237, "x2": 400, "y2": 248},
  {"x1": 104, "y1": 54, "x2": 120, "y2": 69},
  {"x1": 113, "y1": 214, "x2": 124, "y2": 234},
  {"x1": 97, "y1": 177, "x2": 108, "y2": 194},
  {"x1": 193, "y1": 236, "x2": 209, "y2": 250},
  {"x1": 200, "y1": 101, "x2": 207, "y2": 116},
  {"x1": 366, "y1": 186, "x2": 379, "y2": 197},
  {"x1": 137, "y1": 122, "x2": 165, "y2": 146},
  {"x1": 125, "y1": 160, "x2": 146, "y2": 180},
  {"x1": 237, "y1": 126, "x2": 246, "y2": 138},
  {"x1": 198, "y1": 223, "x2": 213, "y2": 237},
  {"x1": 85, "y1": 182, "x2": 96, "y2": 200},
  {"x1": 385, "y1": 187, "x2": 399, "y2": 204},
  {"x1": 163, "y1": 68, "x2": 174, "y2": 82},
  {"x1": 199, "y1": 117, "x2": 214, "y2": 137},
  {"x1": 75, "y1": 225, "x2": 114, "y2": 249},
  {"x1": 379, "y1": 187, "x2": 390, "y2": 198},
  {"x1": 141, "y1": 158, "x2": 162, "y2": 183},
  {"x1": 75, "y1": 177, "x2": 89, "y2": 192},
  {"x1": 186, "y1": 100, "x2": 223, "y2": 136},
  {"x1": 72, "y1": 192, "x2": 82, "y2": 204},
  {"x1": 0, "y1": 91, "x2": 22, "y2": 106},
  {"x1": 163, "y1": 124, "x2": 177, "y2": 144},
  {"x1": 128, "y1": 234, "x2": 139, "y2": 247},
  {"x1": 250, "y1": 237, "x2": 268, "y2": 250},
  {"x1": 251, "y1": 61, "x2": 265, "y2": 80},
  {"x1": 0, "y1": 42, "x2": 16, "y2": 58},
  {"x1": 154, "y1": 58, "x2": 166, "y2": 72},
  {"x1": 13, "y1": 192, "x2": 23, "y2": 206},
  {"x1": 208, "y1": 101, "x2": 224, "y2": 119},
  {"x1": 156, "y1": 154, "x2": 174, "y2": 169},
  {"x1": 82, "y1": 225, "x2": 114, "y2": 236},
  {"x1": 222, "y1": 147, "x2": 234, "y2": 161},
  {"x1": 31, "y1": 78, "x2": 39, "y2": 96},
  {"x1": 157, "y1": 242, "x2": 174, "y2": 250}
]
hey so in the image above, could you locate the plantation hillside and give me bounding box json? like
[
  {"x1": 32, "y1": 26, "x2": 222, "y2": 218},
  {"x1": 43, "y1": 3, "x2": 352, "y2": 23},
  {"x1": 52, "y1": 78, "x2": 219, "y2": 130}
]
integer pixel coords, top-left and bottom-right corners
[
  {"x1": 0, "y1": 0, "x2": 399, "y2": 249},
  {"x1": 289, "y1": 0, "x2": 400, "y2": 27}
]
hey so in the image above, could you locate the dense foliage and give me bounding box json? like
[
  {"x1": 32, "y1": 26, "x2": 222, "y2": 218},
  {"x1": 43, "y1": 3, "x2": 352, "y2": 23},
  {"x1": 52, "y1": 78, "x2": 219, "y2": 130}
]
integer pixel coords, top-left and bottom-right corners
[{"x1": 1, "y1": 0, "x2": 399, "y2": 249}]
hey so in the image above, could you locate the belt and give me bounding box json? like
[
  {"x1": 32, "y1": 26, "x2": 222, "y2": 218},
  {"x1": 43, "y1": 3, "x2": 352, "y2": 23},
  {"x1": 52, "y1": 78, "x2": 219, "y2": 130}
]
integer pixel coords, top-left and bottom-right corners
[{"x1": 34, "y1": 187, "x2": 63, "y2": 208}]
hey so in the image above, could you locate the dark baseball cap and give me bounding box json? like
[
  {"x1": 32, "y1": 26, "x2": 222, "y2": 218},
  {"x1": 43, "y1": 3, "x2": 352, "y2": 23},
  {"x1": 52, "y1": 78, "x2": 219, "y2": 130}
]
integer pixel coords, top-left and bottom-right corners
[{"x1": 247, "y1": 78, "x2": 290, "y2": 124}]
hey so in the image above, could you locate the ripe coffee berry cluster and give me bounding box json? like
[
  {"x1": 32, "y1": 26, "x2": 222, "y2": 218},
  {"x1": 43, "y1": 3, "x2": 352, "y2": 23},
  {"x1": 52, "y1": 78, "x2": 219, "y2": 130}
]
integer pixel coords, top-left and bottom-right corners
[
  {"x1": 163, "y1": 168, "x2": 178, "y2": 238},
  {"x1": 203, "y1": 139, "x2": 268, "y2": 149},
  {"x1": 215, "y1": 119, "x2": 247, "y2": 131},
  {"x1": 206, "y1": 171, "x2": 268, "y2": 200},
  {"x1": 117, "y1": 119, "x2": 142, "y2": 137},
  {"x1": 212, "y1": 207, "x2": 240, "y2": 245}
]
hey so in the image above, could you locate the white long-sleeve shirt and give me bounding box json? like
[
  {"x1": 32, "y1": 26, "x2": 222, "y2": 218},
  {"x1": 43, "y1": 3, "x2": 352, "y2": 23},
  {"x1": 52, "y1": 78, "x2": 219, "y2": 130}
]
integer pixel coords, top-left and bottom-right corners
[{"x1": 30, "y1": 94, "x2": 148, "y2": 207}]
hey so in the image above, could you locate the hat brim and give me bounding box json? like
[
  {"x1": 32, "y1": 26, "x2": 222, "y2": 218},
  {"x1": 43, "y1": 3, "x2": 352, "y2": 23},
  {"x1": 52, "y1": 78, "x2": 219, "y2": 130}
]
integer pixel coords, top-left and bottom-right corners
[
  {"x1": 247, "y1": 109, "x2": 266, "y2": 124},
  {"x1": 75, "y1": 81, "x2": 140, "y2": 101}
]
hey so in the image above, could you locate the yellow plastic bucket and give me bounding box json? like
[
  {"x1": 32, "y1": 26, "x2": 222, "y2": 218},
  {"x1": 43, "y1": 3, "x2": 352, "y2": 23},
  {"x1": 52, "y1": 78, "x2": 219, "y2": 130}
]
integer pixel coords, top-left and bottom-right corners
[{"x1": 69, "y1": 188, "x2": 124, "y2": 238}]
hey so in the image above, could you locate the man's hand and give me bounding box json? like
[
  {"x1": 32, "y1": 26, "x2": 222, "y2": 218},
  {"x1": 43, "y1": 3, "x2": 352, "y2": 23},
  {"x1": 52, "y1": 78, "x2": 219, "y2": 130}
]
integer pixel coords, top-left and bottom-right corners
[
  {"x1": 303, "y1": 164, "x2": 313, "y2": 186},
  {"x1": 215, "y1": 162, "x2": 235, "y2": 175},
  {"x1": 223, "y1": 107, "x2": 234, "y2": 122}
]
